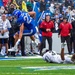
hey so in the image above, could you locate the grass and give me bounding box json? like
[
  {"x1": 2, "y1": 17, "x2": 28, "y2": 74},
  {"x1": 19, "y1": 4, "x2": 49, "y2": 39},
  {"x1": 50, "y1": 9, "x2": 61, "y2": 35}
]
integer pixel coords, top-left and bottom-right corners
[{"x1": 0, "y1": 58, "x2": 75, "y2": 75}]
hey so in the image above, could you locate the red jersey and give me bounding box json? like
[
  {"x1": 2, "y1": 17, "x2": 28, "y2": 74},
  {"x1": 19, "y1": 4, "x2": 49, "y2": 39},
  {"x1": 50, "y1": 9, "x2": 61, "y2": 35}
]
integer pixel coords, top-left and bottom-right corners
[
  {"x1": 40, "y1": 21, "x2": 54, "y2": 37},
  {"x1": 59, "y1": 22, "x2": 72, "y2": 37}
]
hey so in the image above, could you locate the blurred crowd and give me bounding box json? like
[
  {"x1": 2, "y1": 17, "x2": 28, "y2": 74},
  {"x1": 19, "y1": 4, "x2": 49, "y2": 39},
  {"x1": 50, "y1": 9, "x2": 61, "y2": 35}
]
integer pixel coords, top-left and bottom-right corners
[{"x1": 0, "y1": 0, "x2": 75, "y2": 56}]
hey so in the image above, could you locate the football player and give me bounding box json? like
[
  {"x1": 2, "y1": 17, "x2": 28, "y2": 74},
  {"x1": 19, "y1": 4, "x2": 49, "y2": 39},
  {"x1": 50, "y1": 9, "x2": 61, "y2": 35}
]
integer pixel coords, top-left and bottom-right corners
[
  {"x1": 12, "y1": 10, "x2": 39, "y2": 52},
  {"x1": 43, "y1": 43, "x2": 75, "y2": 64}
]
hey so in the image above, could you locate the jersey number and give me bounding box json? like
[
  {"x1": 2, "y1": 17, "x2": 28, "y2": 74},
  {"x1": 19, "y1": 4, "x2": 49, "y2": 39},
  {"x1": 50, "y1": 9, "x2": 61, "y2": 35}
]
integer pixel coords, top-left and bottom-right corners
[{"x1": 24, "y1": 13, "x2": 32, "y2": 24}]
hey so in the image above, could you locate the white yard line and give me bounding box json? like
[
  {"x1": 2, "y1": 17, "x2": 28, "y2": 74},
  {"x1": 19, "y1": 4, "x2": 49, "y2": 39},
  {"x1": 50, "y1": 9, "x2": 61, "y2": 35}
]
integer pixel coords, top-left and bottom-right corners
[
  {"x1": 21, "y1": 66, "x2": 75, "y2": 71},
  {"x1": 0, "y1": 55, "x2": 42, "y2": 59},
  {"x1": 1, "y1": 73, "x2": 40, "y2": 75}
]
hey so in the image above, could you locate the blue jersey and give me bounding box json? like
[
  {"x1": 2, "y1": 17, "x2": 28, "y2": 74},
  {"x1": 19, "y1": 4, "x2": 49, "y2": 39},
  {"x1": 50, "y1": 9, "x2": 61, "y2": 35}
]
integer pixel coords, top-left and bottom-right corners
[{"x1": 17, "y1": 12, "x2": 35, "y2": 29}]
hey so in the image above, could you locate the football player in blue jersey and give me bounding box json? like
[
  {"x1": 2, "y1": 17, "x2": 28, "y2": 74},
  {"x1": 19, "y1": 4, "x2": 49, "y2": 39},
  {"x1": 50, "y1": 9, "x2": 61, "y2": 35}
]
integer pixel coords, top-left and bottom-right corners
[{"x1": 12, "y1": 10, "x2": 38, "y2": 52}]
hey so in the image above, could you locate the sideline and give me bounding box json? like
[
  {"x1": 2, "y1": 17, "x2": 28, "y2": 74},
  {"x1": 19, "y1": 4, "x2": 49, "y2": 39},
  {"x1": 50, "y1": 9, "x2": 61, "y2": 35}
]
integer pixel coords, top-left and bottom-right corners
[{"x1": 0, "y1": 55, "x2": 42, "y2": 60}]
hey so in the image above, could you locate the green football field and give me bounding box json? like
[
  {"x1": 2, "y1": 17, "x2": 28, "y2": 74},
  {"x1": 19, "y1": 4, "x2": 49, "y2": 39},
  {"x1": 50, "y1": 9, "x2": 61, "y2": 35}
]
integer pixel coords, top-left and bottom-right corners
[{"x1": 0, "y1": 56, "x2": 75, "y2": 75}]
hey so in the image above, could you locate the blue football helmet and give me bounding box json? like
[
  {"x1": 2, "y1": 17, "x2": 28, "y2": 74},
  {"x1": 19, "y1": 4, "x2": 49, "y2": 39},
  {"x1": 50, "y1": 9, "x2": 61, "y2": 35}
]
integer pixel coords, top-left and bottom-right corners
[{"x1": 12, "y1": 10, "x2": 22, "y2": 18}]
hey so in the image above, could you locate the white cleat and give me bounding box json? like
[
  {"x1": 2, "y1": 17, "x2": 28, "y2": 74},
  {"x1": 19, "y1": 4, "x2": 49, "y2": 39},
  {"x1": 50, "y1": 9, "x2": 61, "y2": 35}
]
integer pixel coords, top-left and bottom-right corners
[
  {"x1": 8, "y1": 46, "x2": 18, "y2": 52},
  {"x1": 5, "y1": 56, "x2": 8, "y2": 58},
  {"x1": 8, "y1": 47, "x2": 15, "y2": 52},
  {"x1": 14, "y1": 45, "x2": 18, "y2": 52}
]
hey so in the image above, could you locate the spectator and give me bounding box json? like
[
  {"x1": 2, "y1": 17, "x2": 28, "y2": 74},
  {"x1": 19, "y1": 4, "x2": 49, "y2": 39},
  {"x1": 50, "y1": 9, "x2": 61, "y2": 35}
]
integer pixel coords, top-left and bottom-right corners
[
  {"x1": 4, "y1": 5, "x2": 9, "y2": 14},
  {"x1": 66, "y1": 6, "x2": 71, "y2": 14},
  {"x1": 29, "y1": 0, "x2": 36, "y2": 11},
  {"x1": 26, "y1": 1, "x2": 33, "y2": 11},
  {"x1": 46, "y1": 1, "x2": 50, "y2": 9},
  {"x1": 0, "y1": 6, "x2": 5, "y2": 15},
  {"x1": 55, "y1": 4, "x2": 60, "y2": 15},
  {"x1": 54, "y1": 15, "x2": 59, "y2": 32},
  {"x1": 36, "y1": 0, "x2": 40, "y2": 11},
  {"x1": 0, "y1": 13, "x2": 11, "y2": 57},
  {"x1": 49, "y1": 3, "x2": 55, "y2": 16},
  {"x1": 65, "y1": 0, "x2": 72, "y2": 7},
  {"x1": 61, "y1": 11, "x2": 65, "y2": 16},
  {"x1": 60, "y1": 3, "x2": 65, "y2": 13},
  {"x1": 70, "y1": 9, "x2": 75, "y2": 18},
  {"x1": 62, "y1": 5, "x2": 66, "y2": 14},
  {"x1": 40, "y1": 0, "x2": 46, "y2": 12},
  {"x1": 8, "y1": 3, "x2": 16, "y2": 14},
  {"x1": 71, "y1": 2, "x2": 74, "y2": 10},
  {"x1": 40, "y1": 13, "x2": 54, "y2": 55},
  {"x1": 7, "y1": 14, "x2": 18, "y2": 48},
  {"x1": 7, "y1": 14, "x2": 23, "y2": 56},
  {"x1": 17, "y1": 0, "x2": 22, "y2": 10},
  {"x1": 58, "y1": 17, "x2": 72, "y2": 54},
  {"x1": 3, "y1": 0, "x2": 8, "y2": 7},
  {"x1": 59, "y1": 15, "x2": 63, "y2": 25}
]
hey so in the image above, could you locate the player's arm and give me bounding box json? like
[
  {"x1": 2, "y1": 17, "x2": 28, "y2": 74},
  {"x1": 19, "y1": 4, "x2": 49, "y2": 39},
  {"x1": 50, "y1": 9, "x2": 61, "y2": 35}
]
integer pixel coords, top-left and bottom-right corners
[
  {"x1": 15, "y1": 23, "x2": 24, "y2": 46},
  {"x1": 28, "y1": 11, "x2": 36, "y2": 18},
  {"x1": 60, "y1": 44, "x2": 65, "y2": 60},
  {"x1": 19, "y1": 23, "x2": 24, "y2": 40}
]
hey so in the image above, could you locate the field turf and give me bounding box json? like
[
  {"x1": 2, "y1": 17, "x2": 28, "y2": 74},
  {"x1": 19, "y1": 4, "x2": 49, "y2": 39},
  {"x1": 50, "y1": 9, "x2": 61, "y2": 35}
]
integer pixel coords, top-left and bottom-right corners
[{"x1": 0, "y1": 56, "x2": 75, "y2": 75}]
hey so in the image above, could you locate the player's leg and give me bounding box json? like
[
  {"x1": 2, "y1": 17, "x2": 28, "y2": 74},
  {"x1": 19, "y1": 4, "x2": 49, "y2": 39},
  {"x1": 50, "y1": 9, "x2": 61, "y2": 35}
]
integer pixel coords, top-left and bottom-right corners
[
  {"x1": 70, "y1": 37, "x2": 73, "y2": 54},
  {"x1": 23, "y1": 28, "x2": 39, "y2": 45},
  {"x1": 47, "y1": 37, "x2": 52, "y2": 51},
  {"x1": 13, "y1": 33, "x2": 25, "y2": 55},
  {"x1": 22, "y1": 28, "x2": 36, "y2": 36},
  {"x1": 66, "y1": 36, "x2": 71, "y2": 54},
  {"x1": 14, "y1": 33, "x2": 19, "y2": 44},
  {"x1": 20, "y1": 36, "x2": 25, "y2": 56},
  {"x1": 0, "y1": 39, "x2": 2, "y2": 53},
  {"x1": 13, "y1": 33, "x2": 19, "y2": 52},
  {"x1": 61, "y1": 43, "x2": 65, "y2": 60},
  {"x1": 71, "y1": 54, "x2": 75, "y2": 62},
  {"x1": 60, "y1": 36, "x2": 66, "y2": 60},
  {"x1": 30, "y1": 36, "x2": 35, "y2": 41},
  {"x1": 74, "y1": 40, "x2": 75, "y2": 53},
  {"x1": 4, "y1": 38, "x2": 9, "y2": 56},
  {"x1": 13, "y1": 28, "x2": 36, "y2": 52},
  {"x1": 40, "y1": 36, "x2": 46, "y2": 55}
]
